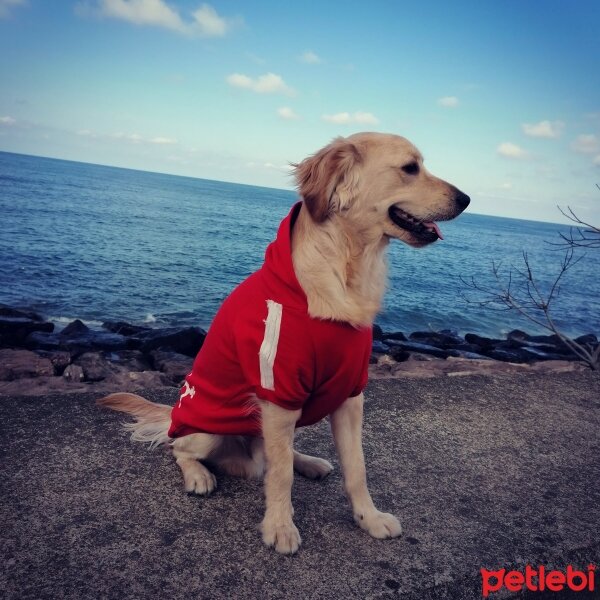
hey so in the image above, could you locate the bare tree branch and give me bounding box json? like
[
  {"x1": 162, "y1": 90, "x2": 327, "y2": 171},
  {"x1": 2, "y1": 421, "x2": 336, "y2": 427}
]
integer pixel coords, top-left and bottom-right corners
[
  {"x1": 550, "y1": 190, "x2": 600, "y2": 249},
  {"x1": 460, "y1": 243, "x2": 599, "y2": 370}
]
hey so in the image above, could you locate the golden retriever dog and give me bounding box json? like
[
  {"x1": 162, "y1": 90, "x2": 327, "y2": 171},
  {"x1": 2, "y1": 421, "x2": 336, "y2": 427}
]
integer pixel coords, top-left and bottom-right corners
[{"x1": 98, "y1": 132, "x2": 470, "y2": 554}]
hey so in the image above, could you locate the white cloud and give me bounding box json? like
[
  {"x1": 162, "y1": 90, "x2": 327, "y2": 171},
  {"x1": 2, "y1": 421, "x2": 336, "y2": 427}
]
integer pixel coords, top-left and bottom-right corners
[
  {"x1": 277, "y1": 107, "x2": 299, "y2": 120},
  {"x1": 593, "y1": 155, "x2": 600, "y2": 166},
  {"x1": 191, "y1": 3, "x2": 231, "y2": 37},
  {"x1": 250, "y1": 74, "x2": 292, "y2": 94},
  {"x1": 0, "y1": 0, "x2": 26, "y2": 19},
  {"x1": 299, "y1": 50, "x2": 321, "y2": 64},
  {"x1": 126, "y1": 132, "x2": 143, "y2": 143},
  {"x1": 246, "y1": 161, "x2": 289, "y2": 171},
  {"x1": 76, "y1": 128, "x2": 99, "y2": 138},
  {"x1": 96, "y1": 0, "x2": 186, "y2": 32},
  {"x1": 500, "y1": 182, "x2": 513, "y2": 190},
  {"x1": 82, "y1": 1, "x2": 238, "y2": 36},
  {"x1": 227, "y1": 73, "x2": 252, "y2": 88},
  {"x1": 226, "y1": 72, "x2": 294, "y2": 95},
  {"x1": 522, "y1": 120, "x2": 564, "y2": 138},
  {"x1": 0, "y1": 116, "x2": 16, "y2": 125},
  {"x1": 322, "y1": 111, "x2": 379, "y2": 125},
  {"x1": 497, "y1": 142, "x2": 528, "y2": 159},
  {"x1": 111, "y1": 131, "x2": 176, "y2": 144},
  {"x1": 150, "y1": 136, "x2": 177, "y2": 144},
  {"x1": 571, "y1": 133, "x2": 598, "y2": 154},
  {"x1": 438, "y1": 96, "x2": 459, "y2": 108}
]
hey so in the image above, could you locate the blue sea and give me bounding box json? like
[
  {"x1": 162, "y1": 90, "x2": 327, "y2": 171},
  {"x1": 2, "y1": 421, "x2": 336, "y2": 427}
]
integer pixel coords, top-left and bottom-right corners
[{"x1": 1, "y1": 151, "x2": 598, "y2": 338}]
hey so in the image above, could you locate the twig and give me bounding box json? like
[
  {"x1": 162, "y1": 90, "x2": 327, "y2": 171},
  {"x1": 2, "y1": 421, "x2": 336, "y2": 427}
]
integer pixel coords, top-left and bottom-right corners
[
  {"x1": 461, "y1": 248, "x2": 598, "y2": 370},
  {"x1": 548, "y1": 199, "x2": 600, "y2": 250}
]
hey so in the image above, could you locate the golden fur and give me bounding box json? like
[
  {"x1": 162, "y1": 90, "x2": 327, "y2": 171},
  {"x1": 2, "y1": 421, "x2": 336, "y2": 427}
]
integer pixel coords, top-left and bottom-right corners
[
  {"x1": 293, "y1": 132, "x2": 468, "y2": 325},
  {"x1": 98, "y1": 132, "x2": 469, "y2": 554}
]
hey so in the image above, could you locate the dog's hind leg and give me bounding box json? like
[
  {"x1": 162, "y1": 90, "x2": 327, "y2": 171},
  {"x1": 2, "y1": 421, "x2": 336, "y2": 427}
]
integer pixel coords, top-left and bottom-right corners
[
  {"x1": 293, "y1": 450, "x2": 333, "y2": 480},
  {"x1": 171, "y1": 433, "x2": 223, "y2": 496},
  {"x1": 212, "y1": 436, "x2": 266, "y2": 479}
]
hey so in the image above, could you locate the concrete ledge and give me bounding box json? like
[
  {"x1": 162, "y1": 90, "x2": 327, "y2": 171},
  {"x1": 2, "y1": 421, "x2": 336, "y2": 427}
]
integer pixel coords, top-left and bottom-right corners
[{"x1": 1, "y1": 371, "x2": 599, "y2": 599}]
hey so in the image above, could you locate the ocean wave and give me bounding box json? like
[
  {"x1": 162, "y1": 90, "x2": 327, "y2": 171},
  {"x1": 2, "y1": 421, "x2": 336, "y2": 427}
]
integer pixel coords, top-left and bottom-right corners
[{"x1": 47, "y1": 315, "x2": 105, "y2": 331}]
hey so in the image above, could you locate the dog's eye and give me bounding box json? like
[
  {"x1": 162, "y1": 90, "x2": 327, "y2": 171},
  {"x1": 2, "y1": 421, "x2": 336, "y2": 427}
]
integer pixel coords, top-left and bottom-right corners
[{"x1": 401, "y1": 162, "x2": 420, "y2": 175}]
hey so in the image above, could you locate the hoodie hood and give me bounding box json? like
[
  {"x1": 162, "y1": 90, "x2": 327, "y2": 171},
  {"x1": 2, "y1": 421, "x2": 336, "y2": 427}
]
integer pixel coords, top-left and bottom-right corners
[{"x1": 260, "y1": 202, "x2": 308, "y2": 310}]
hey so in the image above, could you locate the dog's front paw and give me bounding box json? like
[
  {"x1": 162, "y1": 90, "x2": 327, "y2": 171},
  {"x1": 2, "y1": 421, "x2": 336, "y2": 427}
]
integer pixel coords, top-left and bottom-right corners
[
  {"x1": 261, "y1": 517, "x2": 302, "y2": 554},
  {"x1": 355, "y1": 510, "x2": 402, "y2": 539},
  {"x1": 183, "y1": 462, "x2": 217, "y2": 496}
]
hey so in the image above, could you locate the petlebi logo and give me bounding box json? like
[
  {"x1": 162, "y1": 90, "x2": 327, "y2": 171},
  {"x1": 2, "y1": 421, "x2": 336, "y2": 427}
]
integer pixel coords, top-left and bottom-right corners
[{"x1": 481, "y1": 564, "x2": 596, "y2": 597}]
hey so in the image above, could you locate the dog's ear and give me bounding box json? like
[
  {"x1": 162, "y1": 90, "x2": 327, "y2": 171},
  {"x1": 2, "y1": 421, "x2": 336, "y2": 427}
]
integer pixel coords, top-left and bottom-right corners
[{"x1": 293, "y1": 137, "x2": 362, "y2": 222}]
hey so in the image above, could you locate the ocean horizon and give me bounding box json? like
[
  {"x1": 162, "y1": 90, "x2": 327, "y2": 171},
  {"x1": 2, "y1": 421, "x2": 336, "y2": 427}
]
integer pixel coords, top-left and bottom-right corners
[
  {"x1": 1, "y1": 150, "x2": 599, "y2": 338},
  {"x1": 0, "y1": 150, "x2": 579, "y2": 227}
]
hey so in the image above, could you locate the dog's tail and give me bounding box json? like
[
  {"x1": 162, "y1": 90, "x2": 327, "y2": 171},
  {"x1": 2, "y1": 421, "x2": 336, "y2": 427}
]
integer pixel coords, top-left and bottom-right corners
[{"x1": 97, "y1": 393, "x2": 172, "y2": 449}]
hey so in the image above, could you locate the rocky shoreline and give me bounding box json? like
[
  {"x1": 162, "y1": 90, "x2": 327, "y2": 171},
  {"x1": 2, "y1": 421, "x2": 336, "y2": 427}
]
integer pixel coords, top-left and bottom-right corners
[{"x1": 0, "y1": 304, "x2": 595, "y2": 396}]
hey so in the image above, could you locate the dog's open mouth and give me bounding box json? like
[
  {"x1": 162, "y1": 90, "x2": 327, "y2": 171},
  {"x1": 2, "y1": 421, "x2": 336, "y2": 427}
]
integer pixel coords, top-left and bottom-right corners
[{"x1": 388, "y1": 205, "x2": 444, "y2": 241}]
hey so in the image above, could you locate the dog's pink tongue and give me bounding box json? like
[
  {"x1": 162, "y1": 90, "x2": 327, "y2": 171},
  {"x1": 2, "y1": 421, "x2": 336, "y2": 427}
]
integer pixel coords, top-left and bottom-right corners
[{"x1": 424, "y1": 221, "x2": 444, "y2": 240}]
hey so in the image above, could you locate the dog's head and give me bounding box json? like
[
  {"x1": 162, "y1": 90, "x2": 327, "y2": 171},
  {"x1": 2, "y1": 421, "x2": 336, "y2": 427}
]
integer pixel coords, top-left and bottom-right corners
[{"x1": 294, "y1": 132, "x2": 470, "y2": 247}]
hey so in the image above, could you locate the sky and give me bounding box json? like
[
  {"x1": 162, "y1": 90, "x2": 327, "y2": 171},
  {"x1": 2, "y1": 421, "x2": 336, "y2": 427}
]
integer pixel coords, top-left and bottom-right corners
[{"x1": 0, "y1": 0, "x2": 599, "y2": 224}]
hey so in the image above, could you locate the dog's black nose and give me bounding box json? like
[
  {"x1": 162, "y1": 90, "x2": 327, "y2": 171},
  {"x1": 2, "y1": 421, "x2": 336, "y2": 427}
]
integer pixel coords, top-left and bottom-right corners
[{"x1": 455, "y1": 191, "x2": 470, "y2": 210}]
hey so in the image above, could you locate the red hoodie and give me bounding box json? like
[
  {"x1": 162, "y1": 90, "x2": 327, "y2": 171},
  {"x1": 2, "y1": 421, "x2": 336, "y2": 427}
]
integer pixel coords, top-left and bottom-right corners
[{"x1": 168, "y1": 202, "x2": 372, "y2": 438}]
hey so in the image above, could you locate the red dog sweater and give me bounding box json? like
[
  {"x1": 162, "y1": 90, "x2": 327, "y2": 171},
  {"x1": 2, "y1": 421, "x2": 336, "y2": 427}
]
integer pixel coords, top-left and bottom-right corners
[{"x1": 168, "y1": 202, "x2": 372, "y2": 438}]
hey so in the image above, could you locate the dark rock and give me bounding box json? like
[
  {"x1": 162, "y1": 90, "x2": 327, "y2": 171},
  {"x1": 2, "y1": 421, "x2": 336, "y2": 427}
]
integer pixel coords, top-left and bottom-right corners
[
  {"x1": 464, "y1": 333, "x2": 504, "y2": 349},
  {"x1": 507, "y1": 329, "x2": 566, "y2": 346},
  {"x1": 439, "y1": 328, "x2": 460, "y2": 337},
  {"x1": 60, "y1": 319, "x2": 90, "y2": 337},
  {"x1": 371, "y1": 340, "x2": 390, "y2": 354},
  {"x1": 480, "y1": 344, "x2": 567, "y2": 363},
  {"x1": 505, "y1": 330, "x2": 587, "y2": 357},
  {"x1": 515, "y1": 347, "x2": 573, "y2": 361},
  {"x1": 482, "y1": 348, "x2": 527, "y2": 363},
  {"x1": 121, "y1": 370, "x2": 172, "y2": 388},
  {"x1": 522, "y1": 342, "x2": 574, "y2": 357},
  {"x1": 388, "y1": 347, "x2": 410, "y2": 362},
  {"x1": 574, "y1": 333, "x2": 598, "y2": 346},
  {"x1": 507, "y1": 330, "x2": 557, "y2": 349},
  {"x1": 0, "y1": 316, "x2": 54, "y2": 347},
  {"x1": 506, "y1": 329, "x2": 529, "y2": 343},
  {"x1": 62, "y1": 329, "x2": 127, "y2": 354},
  {"x1": 0, "y1": 349, "x2": 54, "y2": 381},
  {"x1": 382, "y1": 331, "x2": 407, "y2": 342},
  {"x1": 63, "y1": 364, "x2": 84, "y2": 382},
  {"x1": 102, "y1": 321, "x2": 152, "y2": 336},
  {"x1": 132, "y1": 327, "x2": 206, "y2": 357},
  {"x1": 26, "y1": 329, "x2": 128, "y2": 354},
  {"x1": 105, "y1": 350, "x2": 151, "y2": 372},
  {"x1": 409, "y1": 353, "x2": 437, "y2": 362},
  {"x1": 409, "y1": 331, "x2": 464, "y2": 348},
  {"x1": 37, "y1": 350, "x2": 72, "y2": 375},
  {"x1": 372, "y1": 324, "x2": 384, "y2": 341},
  {"x1": 453, "y1": 350, "x2": 492, "y2": 360},
  {"x1": 531, "y1": 334, "x2": 562, "y2": 344},
  {"x1": 369, "y1": 354, "x2": 378, "y2": 364},
  {"x1": 386, "y1": 340, "x2": 459, "y2": 359},
  {"x1": 73, "y1": 352, "x2": 115, "y2": 382},
  {"x1": 24, "y1": 331, "x2": 65, "y2": 352},
  {"x1": 149, "y1": 350, "x2": 193, "y2": 385},
  {"x1": 0, "y1": 304, "x2": 45, "y2": 321},
  {"x1": 453, "y1": 342, "x2": 488, "y2": 354}
]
